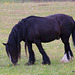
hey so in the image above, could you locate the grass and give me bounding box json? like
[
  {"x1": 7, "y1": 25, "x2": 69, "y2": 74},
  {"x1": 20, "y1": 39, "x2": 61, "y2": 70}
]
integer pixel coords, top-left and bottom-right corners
[
  {"x1": 0, "y1": 2, "x2": 75, "y2": 75},
  {"x1": 0, "y1": 0, "x2": 19, "y2": 3}
]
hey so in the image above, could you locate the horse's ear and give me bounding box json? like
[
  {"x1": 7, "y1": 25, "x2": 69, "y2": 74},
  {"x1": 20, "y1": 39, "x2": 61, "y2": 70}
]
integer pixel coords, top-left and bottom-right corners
[
  {"x1": 3, "y1": 43, "x2": 7, "y2": 46},
  {"x1": 3, "y1": 43, "x2": 10, "y2": 46}
]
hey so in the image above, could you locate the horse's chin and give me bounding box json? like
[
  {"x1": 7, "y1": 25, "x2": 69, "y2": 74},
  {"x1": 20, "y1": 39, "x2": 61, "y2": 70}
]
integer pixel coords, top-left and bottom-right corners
[{"x1": 12, "y1": 63, "x2": 18, "y2": 66}]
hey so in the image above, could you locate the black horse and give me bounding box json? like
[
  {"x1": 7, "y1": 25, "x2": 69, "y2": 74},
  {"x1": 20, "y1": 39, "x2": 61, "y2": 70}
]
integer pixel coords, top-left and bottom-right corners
[{"x1": 3, "y1": 14, "x2": 75, "y2": 65}]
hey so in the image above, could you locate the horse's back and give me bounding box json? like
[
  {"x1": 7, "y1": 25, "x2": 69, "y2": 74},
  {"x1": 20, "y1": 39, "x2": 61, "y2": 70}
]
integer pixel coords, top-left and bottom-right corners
[
  {"x1": 26, "y1": 15, "x2": 61, "y2": 42},
  {"x1": 47, "y1": 14, "x2": 74, "y2": 35},
  {"x1": 25, "y1": 14, "x2": 74, "y2": 42}
]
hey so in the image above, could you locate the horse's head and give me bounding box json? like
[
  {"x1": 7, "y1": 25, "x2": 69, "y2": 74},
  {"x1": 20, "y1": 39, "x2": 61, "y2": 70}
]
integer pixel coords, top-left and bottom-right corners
[{"x1": 3, "y1": 43, "x2": 21, "y2": 65}]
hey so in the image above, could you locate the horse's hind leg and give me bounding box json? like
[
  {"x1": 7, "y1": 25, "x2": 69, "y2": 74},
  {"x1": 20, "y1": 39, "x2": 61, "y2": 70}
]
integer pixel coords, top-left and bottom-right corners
[
  {"x1": 25, "y1": 42, "x2": 35, "y2": 65},
  {"x1": 35, "y1": 40, "x2": 50, "y2": 65},
  {"x1": 60, "y1": 35, "x2": 74, "y2": 63},
  {"x1": 69, "y1": 49, "x2": 74, "y2": 60}
]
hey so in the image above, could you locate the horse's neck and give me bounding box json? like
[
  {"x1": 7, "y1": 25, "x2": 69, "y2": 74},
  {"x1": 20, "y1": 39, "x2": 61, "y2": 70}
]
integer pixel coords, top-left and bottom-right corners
[
  {"x1": 16, "y1": 20, "x2": 27, "y2": 42},
  {"x1": 17, "y1": 24, "x2": 24, "y2": 42}
]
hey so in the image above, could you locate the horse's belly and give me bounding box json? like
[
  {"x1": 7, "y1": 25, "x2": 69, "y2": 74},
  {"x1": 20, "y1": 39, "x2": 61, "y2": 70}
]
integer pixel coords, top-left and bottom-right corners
[
  {"x1": 41, "y1": 39, "x2": 55, "y2": 43},
  {"x1": 40, "y1": 34, "x2": 58, "y2": 42},
  {"x1": 38, "y1": 24, "x2": 60, "y2": 42}
]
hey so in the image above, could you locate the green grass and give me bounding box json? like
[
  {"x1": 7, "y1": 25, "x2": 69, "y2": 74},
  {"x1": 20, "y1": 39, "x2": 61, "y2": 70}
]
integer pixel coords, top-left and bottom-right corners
[
  {"x1": 0, "y1": 0, "x2": 31, "y2": 3},
  {"x1": 0, "y1": 2, "x2": 75, "y2": 75},
  {"x1": 0, "y1": 0, "x2": 19, "y2": 3}
]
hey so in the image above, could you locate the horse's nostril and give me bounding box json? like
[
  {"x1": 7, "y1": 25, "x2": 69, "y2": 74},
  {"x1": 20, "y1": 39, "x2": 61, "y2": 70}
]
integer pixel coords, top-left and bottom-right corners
[
  {"x1": 12, "y1": 63, "x2": 19, "y2": 66},
  {"x1": 12, "y1": 59, "x2": 17, "y2": 65},
  {"x1": 12, "y1": 63, "x2": 17, "y2": 66}
]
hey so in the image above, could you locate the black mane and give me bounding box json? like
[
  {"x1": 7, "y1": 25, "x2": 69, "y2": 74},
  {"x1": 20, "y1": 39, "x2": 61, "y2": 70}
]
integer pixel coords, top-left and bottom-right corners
[{"x1": 7, "y1": 19, "x2": 27, "y2": 59}]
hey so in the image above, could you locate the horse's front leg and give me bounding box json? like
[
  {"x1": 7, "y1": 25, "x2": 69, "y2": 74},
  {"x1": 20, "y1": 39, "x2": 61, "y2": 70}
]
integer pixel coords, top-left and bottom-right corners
[
  {"x1": 35, "y1": 40, "x2": 51, "y2": 65},
  {"x1": 25, "y1": 42, "x2": 35, "y2": 65}
]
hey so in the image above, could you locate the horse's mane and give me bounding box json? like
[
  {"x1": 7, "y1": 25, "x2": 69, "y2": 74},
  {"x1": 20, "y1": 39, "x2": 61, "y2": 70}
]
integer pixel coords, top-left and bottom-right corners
[
  {"x1": 8, "y1": 16, "x2": 39, "y2": 59},
  {"x1": 7, "y1": 22, "x2": 23, "y2": 59},
  {"x1": 8, "y1": 18, "x2": 30, "y2": 59},
  {"x1": 19, "y1": 19, "x2": 28, "y2": 57}
]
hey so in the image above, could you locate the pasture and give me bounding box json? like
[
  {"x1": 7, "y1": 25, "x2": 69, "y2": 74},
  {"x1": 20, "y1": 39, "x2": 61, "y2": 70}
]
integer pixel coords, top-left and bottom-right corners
[{"x1": 0, "y1": 2, "x2": 75, "y2": 75}]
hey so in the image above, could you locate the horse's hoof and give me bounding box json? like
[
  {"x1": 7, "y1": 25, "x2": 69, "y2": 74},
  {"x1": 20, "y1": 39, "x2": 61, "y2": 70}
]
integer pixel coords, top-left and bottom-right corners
[
  {"x1": 60, "y1": 54, "x2": 71, "y2": 63},
  {"x1": 70, "y1": 57, "x2": 74, "y2": 61},
  {"x1": 42, "y1": 61, "x2": 51, "y2": 65},
  {"x1": 60, "y1": 59, "x2": 69, "y2": 63},
  {"x1": 25, "y1": 61, "x2": 34, "y2": 66}
]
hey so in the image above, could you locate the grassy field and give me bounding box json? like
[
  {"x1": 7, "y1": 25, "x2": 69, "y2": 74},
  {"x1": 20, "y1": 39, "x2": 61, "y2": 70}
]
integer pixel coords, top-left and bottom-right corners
[{"x1": 0, "y1": 2, "x2": 75, "y2": 75}]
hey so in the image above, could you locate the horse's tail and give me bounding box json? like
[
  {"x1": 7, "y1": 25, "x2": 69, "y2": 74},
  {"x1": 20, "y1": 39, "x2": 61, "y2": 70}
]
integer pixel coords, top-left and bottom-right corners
[
  {"x1": 72, "y1": 21, "x2": 75, "y2": 46},
  {"x1": 22, "y1": 19, "x2": 28, "y2": 58},
  {"x1": 25, "y1": 36, "x2": 28, "y2": 58},
  {"x1": 25, "y1": 42, "x2": 28, "y2": 57}
]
